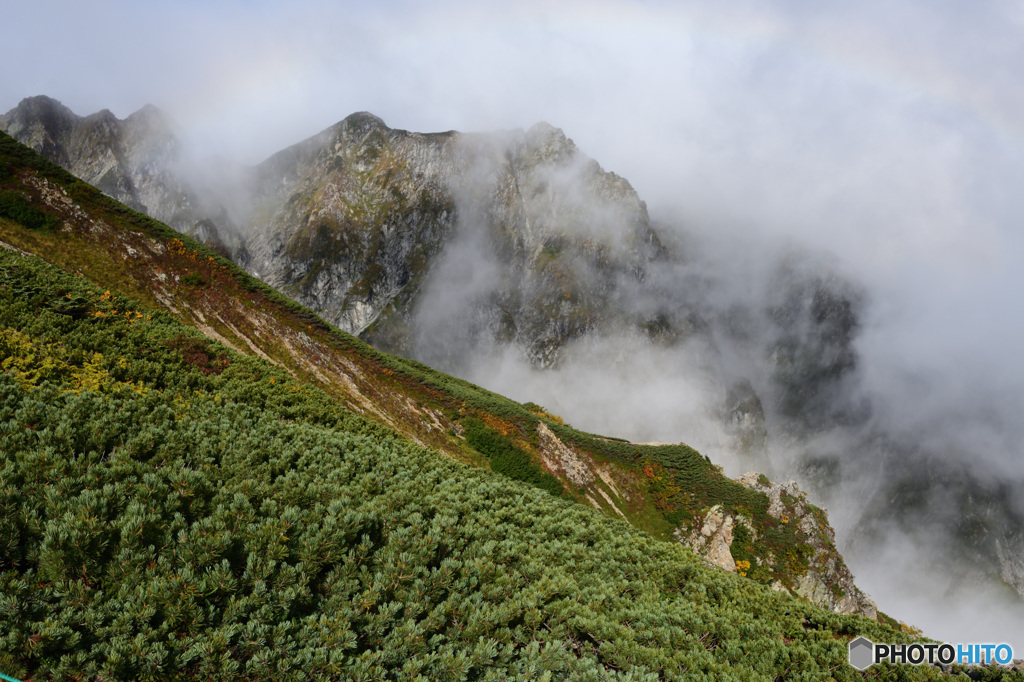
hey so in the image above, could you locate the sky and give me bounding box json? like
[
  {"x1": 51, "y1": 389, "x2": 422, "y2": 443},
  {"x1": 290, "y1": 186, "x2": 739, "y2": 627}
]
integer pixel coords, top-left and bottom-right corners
[{"x1": 6, "y1": 0, "x2": 1024, "y2": 650}]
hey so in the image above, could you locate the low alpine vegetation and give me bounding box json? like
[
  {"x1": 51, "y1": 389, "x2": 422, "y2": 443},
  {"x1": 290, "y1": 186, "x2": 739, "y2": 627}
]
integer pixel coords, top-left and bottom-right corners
[{"x1": 0, "y1": 245, "x2": 945, "y2": 680}]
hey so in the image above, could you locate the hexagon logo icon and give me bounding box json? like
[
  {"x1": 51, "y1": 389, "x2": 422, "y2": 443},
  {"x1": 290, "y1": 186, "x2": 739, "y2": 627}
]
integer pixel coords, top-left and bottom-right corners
[{"x1": 848, "y1": 636, "x2": 875, "y2": 670}]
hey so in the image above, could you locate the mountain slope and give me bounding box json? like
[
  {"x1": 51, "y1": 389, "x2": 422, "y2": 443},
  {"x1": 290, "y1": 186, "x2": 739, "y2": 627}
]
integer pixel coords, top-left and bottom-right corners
[
  {"x1": 0, "y1": 128, "x2": 888, "y2": 621},
  {"x1": 7, "y1": 98, "x2": 1024, "y2": 647},
  {"x1": 0, "y1": 138, "x2": 955, "y2": 680},
  {"x1": 0, "y1": 252, "x2": 941, "y2": 680}
]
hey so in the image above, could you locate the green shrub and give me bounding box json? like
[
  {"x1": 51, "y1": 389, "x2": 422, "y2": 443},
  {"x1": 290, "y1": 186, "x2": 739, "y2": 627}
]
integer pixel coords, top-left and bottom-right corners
[
  {"x1": 463, "y1": 418, "x2": 562, "y2": 496},
  {"x1": 0, "y1": 190, "x2": 60, "y2": 230},
  {"x1": 0, "y1": 141, "x2": 947, "y2": 680},
  {"x1": 180, "y1": 272, "x2": 206, "y2": 287}
]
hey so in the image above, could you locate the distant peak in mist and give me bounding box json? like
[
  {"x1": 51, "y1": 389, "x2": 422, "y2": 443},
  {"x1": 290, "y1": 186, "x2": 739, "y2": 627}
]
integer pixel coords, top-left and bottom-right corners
[
  {"x1": 339, "y1": 110, "x2": 388, "y2": 133},
  {"x1": 125, "y1": 102, "x2": 169, "y2": 127},
  {"x1": 12, "y1": 94, "x2": 75, "y2": 116},
  {"x1": 4, "y1": 95, "x2": 164, "y2": 126},
  {"x1": 1, "y1": 97, "x2": 171, "y2": 154},
  {"x1": 525, "y1": 120, "x2": 567, "y2": 141}
]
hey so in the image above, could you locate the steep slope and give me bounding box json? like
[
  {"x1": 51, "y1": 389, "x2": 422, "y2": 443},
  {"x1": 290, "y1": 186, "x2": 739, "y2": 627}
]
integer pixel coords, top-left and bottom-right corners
[
  {"x1": 5, "y1": 133, "x2": 985, "y2": 679},
  {"x1": 0, "y1": 251, "x2": 956, "y2": 679},
  {"x1": 7, "y1": 99, "x2": 1024, "y2": 639},
  {"x1": 0, "y1": 131, "x2": 885, "y2": 621}
]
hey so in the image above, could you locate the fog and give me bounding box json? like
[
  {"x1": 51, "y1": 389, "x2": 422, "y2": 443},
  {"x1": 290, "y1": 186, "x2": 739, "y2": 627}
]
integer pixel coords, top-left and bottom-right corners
[{"x1": 5, "y1": 0, "x2": 1024, "y2": 650}]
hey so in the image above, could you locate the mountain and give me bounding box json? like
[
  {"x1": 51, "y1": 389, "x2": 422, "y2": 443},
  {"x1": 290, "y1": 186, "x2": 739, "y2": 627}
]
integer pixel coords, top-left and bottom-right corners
[
  {"x1": 244, "y1": 112, "x2": 461, "y2": 338},
  {"x1": 0, "y1": 99, "x2": 865, "y2": 483},
  {"x1": 254, "y1": 112, "x2": 1024, "y2": 619},
  {"x1": 0, "y1": 125, "x2": 978, "y2": 680},
  {"x1": 0, "y1": 125, "x2": 888, "y2": 616},
  {"x1": 243, "y1": 112, "x2": 666, "y2": 371},
  {"x1": 6, "y1": 98, "x2": 1024, "y2": 630},
  {"x1": 0, "y1": 95, "x2": 235, "y2": 252}
]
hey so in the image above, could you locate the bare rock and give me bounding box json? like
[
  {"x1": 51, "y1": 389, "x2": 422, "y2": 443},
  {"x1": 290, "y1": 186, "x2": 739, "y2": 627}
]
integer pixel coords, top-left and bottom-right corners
[{"x1": 677, "y1": 505, "x2": 738, "y2": 573}]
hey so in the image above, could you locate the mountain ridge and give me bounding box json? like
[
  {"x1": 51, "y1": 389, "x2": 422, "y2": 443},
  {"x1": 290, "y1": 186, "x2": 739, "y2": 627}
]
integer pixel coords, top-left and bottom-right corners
[{"x1": 0, "y1": 96, "x2": 196, "y2": 229}]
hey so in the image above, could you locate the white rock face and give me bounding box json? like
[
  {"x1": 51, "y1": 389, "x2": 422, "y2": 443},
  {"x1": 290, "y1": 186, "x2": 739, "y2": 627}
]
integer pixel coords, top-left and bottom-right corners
[
  {"x1": 678, "y1": 505, "x2": 738, "y2": 573},
  {"x1": 536, "y1": 422, "x2": 595, "y2": 488}
]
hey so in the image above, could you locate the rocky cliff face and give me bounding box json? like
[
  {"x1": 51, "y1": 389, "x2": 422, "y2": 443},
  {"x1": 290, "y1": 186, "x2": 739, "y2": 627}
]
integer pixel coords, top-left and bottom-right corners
[
  {"x1": 403, "y1": 121, "x2": 668, "y2": 369},
  {"x1": 244, "y1": 112, "x2": 460, "y2": 335},
  {"x1": 672, "y1": 473, "x2": 877, "y2": 619},
  {"x1": 737, "y1": 473, "x2": 877, "y2": 618},
  {"x1": 243, "y1": 114, "x2": 667, "y2": 371}
]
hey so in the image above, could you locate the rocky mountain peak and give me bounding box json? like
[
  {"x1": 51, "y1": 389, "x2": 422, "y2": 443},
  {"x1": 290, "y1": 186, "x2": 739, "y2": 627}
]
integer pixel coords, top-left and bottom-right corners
[
  {"x1": 6, "y1": 94, "x2": 77, "y2": 123},
  {"x1": 0, "y1": 96, "x2": 79, "y2": 164},
  {"x1": 337, "y1": 111, "x2": 388, "y2": 139},
  {"x1": 525, "y1": 121, "x2": 577, "y2": 163},
  {"x1": 123, "y1": 103, "x2": 170, "y2": 133},
  {"x1": 0, "y1": 99, "x2": 218, "y2": 243}
]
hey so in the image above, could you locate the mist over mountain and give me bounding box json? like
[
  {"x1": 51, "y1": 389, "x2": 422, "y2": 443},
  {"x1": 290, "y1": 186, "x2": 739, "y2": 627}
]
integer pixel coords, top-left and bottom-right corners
[{"x1": 7, "y1": 90, "x2": 1024, "y2": 650}]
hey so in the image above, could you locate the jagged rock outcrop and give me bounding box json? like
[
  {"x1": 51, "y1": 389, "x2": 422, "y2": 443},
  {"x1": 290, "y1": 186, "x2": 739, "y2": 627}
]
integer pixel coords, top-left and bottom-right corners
[
  {"x1": 676, "y1": 505, "x2": 739, "y2": 572},
  {"x1": 445, "y1": 122, "x2": 667, "y2": 368},
  {"x1": 537, "y1": 421, "x2": 595, "y2": 488},
  {"x1": 665, "y1": 471, "x2": 876, "y2": 618},
  {"x1": 244, "y1": 114, "x2": 667, "y2": 370},
  {"x1": 736, "y1": 472, "x2": 877, "y2": 619},
  {"x1": 244, "y1": 112, "x2": 461, "y2": 335}
]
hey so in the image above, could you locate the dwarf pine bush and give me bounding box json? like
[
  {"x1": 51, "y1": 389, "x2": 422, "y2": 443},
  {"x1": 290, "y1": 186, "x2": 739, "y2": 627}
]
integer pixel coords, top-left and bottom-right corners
[{"x1": 0, "y1": 249, "x2": 946, "y2": 680}]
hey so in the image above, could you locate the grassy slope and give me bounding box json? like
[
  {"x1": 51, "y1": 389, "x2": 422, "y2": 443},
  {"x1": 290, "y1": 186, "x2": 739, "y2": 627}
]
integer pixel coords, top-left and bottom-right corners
[{"x1": 1, "y1": 131, "x2": 1016, "y2": 679}]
